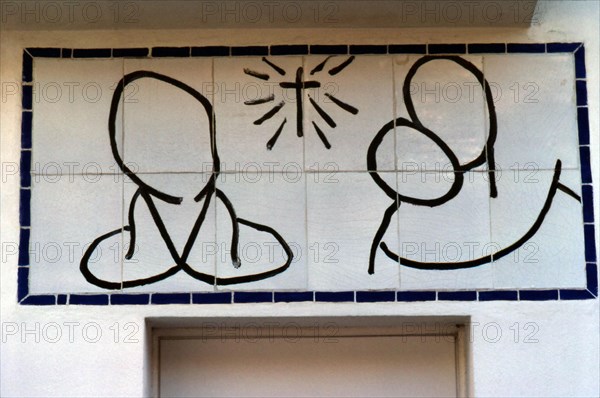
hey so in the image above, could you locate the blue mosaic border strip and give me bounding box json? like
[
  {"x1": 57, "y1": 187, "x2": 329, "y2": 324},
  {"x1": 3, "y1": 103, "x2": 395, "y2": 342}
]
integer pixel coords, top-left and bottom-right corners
[{"x1": 18, "y1": 43, "x2": 597, "y2": 305}]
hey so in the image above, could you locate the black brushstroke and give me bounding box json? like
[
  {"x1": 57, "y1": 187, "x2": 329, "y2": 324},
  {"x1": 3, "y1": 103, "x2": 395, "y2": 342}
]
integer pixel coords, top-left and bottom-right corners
[
  {"x1": 557, "y1": 182, "x2": 581, "y2": 202},
  {"x1": 328, "y1": 56, "x2": 355, "y2": 76},
  {"x1": 244, "y1": 94, "x2": 275, "y2": 105},
  {"x1": 81, "y1": 70, "x2": 294, "y2": 290},
  {"x1": 244, "y1": 68, "x2": 269, "y2": 81},
  {"x1": 325, "y1": 93, "x2": 359, "y2": 115},
  {"x1": 253, "y1": 101, "x2": 285, "y2": 125},
  {"x1": 367, "y1": 55, "x2": 581, "y2": 274},
  {"x1": 309, "y1": 95, "x2": 336, "y2": 128},
  {"x1": 312, "y1": 121, "x2": 331, "y2": 149},
  {"x1": 262, "y1": 57, "x2": 286, "y2": 76},
  {"x1": 310, "y1": 56, "x2": 332, "y2": 75},
  {"x1": 267, "y1": 118, "x2": 287, "y2": 150}
]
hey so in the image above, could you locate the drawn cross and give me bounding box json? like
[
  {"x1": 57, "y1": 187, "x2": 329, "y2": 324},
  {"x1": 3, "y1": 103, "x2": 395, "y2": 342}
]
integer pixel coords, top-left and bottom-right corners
[{"x1": 279, "y1": 67, "x2": 320, "y2": 138}]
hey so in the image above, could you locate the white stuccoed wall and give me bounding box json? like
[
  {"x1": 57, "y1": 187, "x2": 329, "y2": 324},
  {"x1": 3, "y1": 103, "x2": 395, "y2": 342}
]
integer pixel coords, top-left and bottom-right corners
[{"x1": 1, "y1": 1, "x2": 598, "y2": 397}]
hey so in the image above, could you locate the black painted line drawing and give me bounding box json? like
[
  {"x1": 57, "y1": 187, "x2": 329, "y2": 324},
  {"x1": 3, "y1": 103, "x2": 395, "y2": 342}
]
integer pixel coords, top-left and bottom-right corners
[
  {"x1": 80, "y1": 71, "x2": 293, "y2": 289},
  {"x1": 244, "y1": 56, "x2": 359, "y2": 150},
  {"x1": 367, "y1": 55, "x2": 581, "y2": 273}
]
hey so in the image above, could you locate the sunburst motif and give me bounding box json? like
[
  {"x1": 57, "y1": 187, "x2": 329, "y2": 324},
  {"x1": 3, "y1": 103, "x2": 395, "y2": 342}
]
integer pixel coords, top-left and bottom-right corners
[{"x1": 244, "y1": 56, "x2": 359, "y2": 150}]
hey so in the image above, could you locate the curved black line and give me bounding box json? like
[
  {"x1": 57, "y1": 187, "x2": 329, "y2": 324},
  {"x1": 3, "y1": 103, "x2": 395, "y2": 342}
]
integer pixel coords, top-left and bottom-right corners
[
  {"x1": 329, "y1": 56, "x2": 355, "y2": 76},
  {"x1": 124, "y1": 189, "x2": 141, "y2": 260},
  {"x1": 403, "y1": 56, "x2": 498, "y2": 197},
  {"x1": 367, "y1": 117, "x2": 464, "y2": 206},
  {"x1": 216, "y1": 218, "x2": 293, "y2": 285},
  {"x1": 80, "y1": 226, "x2": 182, "y2": 290},
  {"x1": 325, "y1": 93, "x2": 359, "y2": 115},
  {"x1": 309, "y1": 96, "x2": 336, "y2": 128},
  {"x1": 380, "y1": 160, "x2": 567, "y2": 270},
  {"x1": 108, "y1": 70, "x2": 218, "y2": 204},
  {"x1": 215, "y1": 189, "x2": 241, "y2": 268},
  {"x1": 369, "y1": 201, "x2": 400, "y2": 274}
]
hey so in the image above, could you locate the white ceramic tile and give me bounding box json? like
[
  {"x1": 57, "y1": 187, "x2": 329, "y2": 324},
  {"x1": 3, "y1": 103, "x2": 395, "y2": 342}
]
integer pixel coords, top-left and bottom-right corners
[
  {"x1": 394, "y1": 55, "x2": 487, "y2": 172},
  {"x1": 32, "y1": 58, "x2": 124, "y2": 174},
  {"x1": 483, "y1": 53, "x2": 579, "y2": 171},
  {"x1": 215, "y1": 171, "x2": 306, "y2": 290},
  {"x1": 121, "y1": 173, "x2": 216, "y2": 293},
  {"x1": 214, "y1": 56, "x2": 304, "y2": 173},
  {"x1": 398, "y1": 171, "x2": 493, "y2": 290},
  {"x1": 307, "y1": 172, "x2": 399, "y2": 291},
  {"x1": 304, "y1": 55, "x2": 395, "y2": 171},
  {"x1": 28, "y1": 174, "x2": 122, "y2": 294},
  {"x1": 491, "y1": 169, "x2": 586, "y2": 289},
  {"x1": 123, "y1": 58, "x2": 214, "y2": 173}
]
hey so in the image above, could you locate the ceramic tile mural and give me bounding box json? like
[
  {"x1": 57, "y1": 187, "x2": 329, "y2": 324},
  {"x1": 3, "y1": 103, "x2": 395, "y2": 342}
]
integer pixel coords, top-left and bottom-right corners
[{"x1": 18, "y1": 44, "x2": 596, "y2": 305}]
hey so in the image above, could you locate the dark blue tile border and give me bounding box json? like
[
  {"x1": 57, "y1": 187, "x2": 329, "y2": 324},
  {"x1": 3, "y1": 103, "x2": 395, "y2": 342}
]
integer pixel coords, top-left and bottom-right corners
[
  {"x1": 113, "y1": 48, "x2": 149, "y2": 58},
  {"x1": 70, "y1": 294, "x2": 109, "y2": 305},
  {"x1": 27, "y1": 48, "x2": 61, "y2": 57},
  {"x1": 22, "y1": 52, "x2": 32, "y2": 82},
  {"x1": 151, "y1": 293, "x2": 191, "y2": 304},
  {"x1": 507, "y1": 43, "x2": 545, "y2": 53},
  {"x1": 576, "y1": 80, "x2": 587, "y2": 106},
  {"x1": 231, "y1": 46, "x2": 268, "y2": 56},
  {"x1": 20, "y1": 150, "x2": 31, "y2": 188},
  {"x1": 397, "y1": 291, "x2": 436, "y2": 302},
  {"x1": 356, "y1": 291, "x2": 395, "y2": 302},
  {"x1": 18, "y1": 228, "x2": 30, "y2": 266},
  {"x1": 575, "y1": 46, "x2": 586, "y2": 78},
  {"x1": 310, "y1": 45, "x2": 348, "y2": 55},
  {"x1": 519, "y1": 290, "x2": 559, "y2": 301},
  {"x1": 478, "y1": 290, "x2": 518, "y2": 301},
  {"x1": 17, "y1": 43, "x2": 596, "y2": 304},
  {"x1": 547, "y1": 42, "x2": 581, "y2": 53},
  {"x1": 22, "y1": 85, "x2": 32, "y2": 110},
  {"x1": 580, "y1": 146, "x2": 592, "y2": 184},
  {"x1": 350, "y1": 45, "x2": 387, "y2": 55},
  {"x1": 560, "y1": 289, "x2": 595, "y2": 300},
  {"x1": 21, "y1": 295, "x2": 56, "y2": 305},
  {"x1": 586, "y1": 263, "x2": 598, "y2": 296},
  {"x1": 193, "y1": 292, "x2": 232, "y2": 304},
  {"x1": 315, "y1": 291, "x2": 354, "y2": 302},
  {"x1": 388, "y1": 44, "x2": 426, "y2": 54},
  {"x1": 438, "y1": 291, "x2": 477, "y2": 301},
  {"x1": 270, "y1": 45, "x2": 308, "y2": 56},
  {"x1": 17, "y1": 267, "x2": 29, "y2": 301},
  {"x1": 274, "y1": 291, "x2": 313, "y2": 302},
  {"x1": 234, "y1": 291, "x2": 273, "y2": 303},
  {"x1": 19, "y1": 189, "x2": 30, "y2": 227},
  {"x1": 428, "y1": 44, "x2": 466, "y2": 54},
  {"x1": 468, "y1": 43, "x2": 505, "y2": 54},
  {"x1": 21, "y1": 111, "x2": 32, "y2": 149},
  {"x1": 192, "y1": 46, "x2": 230, "y2": 57},
  {"x1": 111, "y1": 294, "x2": 150, "y2": 305},
  {"x1": 582, "y1": 185, "x2": 594, "y2": 223},
  {"x1": 577, "y1": 107, "x2": 590, "y2": 145},
  {"x1": 73, "y1": 48, "x2": 112, "y2": 58},
  {"x1": 152, "y1": 47, "x2": 190, "y2": 57},
  {"x1": 584, "y1": 225, "x2": 597, "y2": 263}
]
